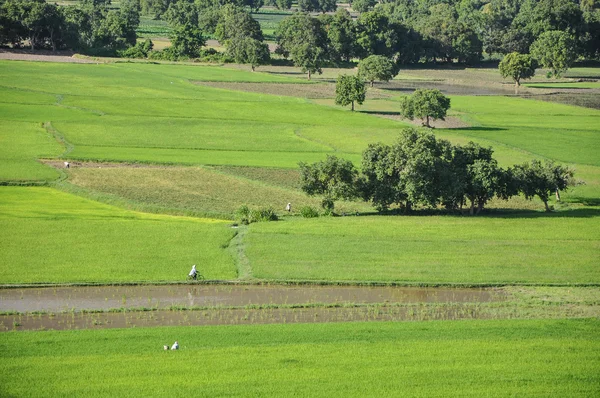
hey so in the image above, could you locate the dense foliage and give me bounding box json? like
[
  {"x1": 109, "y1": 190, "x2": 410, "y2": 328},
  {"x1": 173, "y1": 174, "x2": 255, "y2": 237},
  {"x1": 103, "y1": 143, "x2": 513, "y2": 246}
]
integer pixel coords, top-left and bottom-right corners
[
  {"x1": 399, "y1": 89, "x2": 451, "y2": 128},
  {"x1": 300, "y1": 128, "x2": 577, "y2": 214},
  {"x1": 335, "y1": 74, "x2": 366, "y2": 111},
  {"x1": 0, "y1": 0, "x2": 140, "y2": 54}
]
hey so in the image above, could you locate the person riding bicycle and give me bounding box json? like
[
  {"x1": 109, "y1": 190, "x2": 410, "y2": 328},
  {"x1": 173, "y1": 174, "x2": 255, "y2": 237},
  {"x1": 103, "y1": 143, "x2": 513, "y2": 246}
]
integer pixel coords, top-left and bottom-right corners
[{"x1": 189, "y1": 265, "x2": 197, "y2": 280}]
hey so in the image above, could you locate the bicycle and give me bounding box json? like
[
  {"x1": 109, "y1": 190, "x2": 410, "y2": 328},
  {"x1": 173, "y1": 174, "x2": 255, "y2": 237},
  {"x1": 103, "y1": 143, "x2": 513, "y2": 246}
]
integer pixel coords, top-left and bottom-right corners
[{"x1": 186, "y1": 273, "x2": 205, "y2": 281}]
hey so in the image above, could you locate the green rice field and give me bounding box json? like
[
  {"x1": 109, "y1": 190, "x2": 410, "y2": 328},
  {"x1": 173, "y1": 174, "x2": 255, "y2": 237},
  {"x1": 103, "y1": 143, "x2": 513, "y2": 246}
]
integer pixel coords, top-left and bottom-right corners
[{"x1": 1, "y1": 319, "x2": 598, "y2": 397}]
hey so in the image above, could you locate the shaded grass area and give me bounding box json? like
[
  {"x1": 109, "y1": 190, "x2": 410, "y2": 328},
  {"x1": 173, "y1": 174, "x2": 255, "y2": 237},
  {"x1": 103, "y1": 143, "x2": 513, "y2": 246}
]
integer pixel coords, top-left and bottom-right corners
[
  {"x1": 245, "y1": 216, "x2": 600, "y2": 284},
  {"x1": 63, "y1": 165, "x2": 370, "y2": 218},
  {"x1": 0, "y1": 319, "x2": 598, "y2": 396},
  {"x1": 0, "y1": 187, "x2": 236, "y2": 283}
]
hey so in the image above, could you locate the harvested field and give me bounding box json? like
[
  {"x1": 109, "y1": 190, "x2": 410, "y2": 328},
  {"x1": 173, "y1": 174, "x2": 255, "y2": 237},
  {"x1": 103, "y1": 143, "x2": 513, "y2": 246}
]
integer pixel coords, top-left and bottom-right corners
[{"x1": 195, "y1": 81, "x2": 392, "y2": 99}]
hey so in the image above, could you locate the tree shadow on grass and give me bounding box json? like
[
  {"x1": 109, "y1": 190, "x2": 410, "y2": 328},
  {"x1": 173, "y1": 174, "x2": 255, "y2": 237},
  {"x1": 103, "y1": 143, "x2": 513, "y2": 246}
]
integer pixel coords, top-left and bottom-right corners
[
  {"x1": 451, "y1": 126, "x2": 508, "y2": 132},
  {"x1": 349, "y1": 207, "x2": 600, "y2": 219},
  {"x1": 357, "y1": 110, "x2": 402, "y2": 116}
]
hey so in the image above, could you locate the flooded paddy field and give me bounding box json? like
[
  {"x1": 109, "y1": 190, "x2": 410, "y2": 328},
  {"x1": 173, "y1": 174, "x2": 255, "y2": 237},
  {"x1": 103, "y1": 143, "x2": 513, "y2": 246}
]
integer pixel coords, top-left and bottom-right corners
[
  {"x1": 0, "y1": 284, "x2": 501, "y2": 313},
  {"x1": 2, "y1": 285, "x2": 597, "y2": 331}
]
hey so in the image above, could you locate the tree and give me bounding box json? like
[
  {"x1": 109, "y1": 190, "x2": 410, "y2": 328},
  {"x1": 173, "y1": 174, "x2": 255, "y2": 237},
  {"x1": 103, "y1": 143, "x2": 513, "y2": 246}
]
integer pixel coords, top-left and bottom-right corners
[
  {"x1": 319, "y1": 8, "x2": 356, "y2": 63},
  {"x1": 275, "y1": 13, "x2": 327, "y2": 79},
  {"x1": 298, "y1": 0, "x2": 336, "y2": 13},
  {"x1": 357, "y1": 55, "x2": 396, "y2": 87},
  {"x1": 399, "y1": 89, "x2": 451, "y2": 128},
  {"x1": 351, "y1": 0, "x2": 376, "y2": 13},
  {"x1": 335, "y1": 75, "x2": 366, "y2": 111},
  {"x1": 214, "y1": 4, "x2": 263, "y2": 44},
  {"x1": 355, "y1": 11, "x2": 400, "y2": 58},
  {"x1": 164, "y1": 0, "x2": 204, "y2": 58},
  {"x1": 226, "y1": 36, "x2": 270, "y2": 71},
  {"x1": 530, "y1": 30, "x2": 578, "y2": 78},
  {"x1": 299, "y1": 155, "x2": 359, "y2": 211},
  {"x1": 514, "y1": 159, "x2": 576, "y2": 212},
  {"x1": 499, "y1": 52, "x2": 537, "y2": 88}
]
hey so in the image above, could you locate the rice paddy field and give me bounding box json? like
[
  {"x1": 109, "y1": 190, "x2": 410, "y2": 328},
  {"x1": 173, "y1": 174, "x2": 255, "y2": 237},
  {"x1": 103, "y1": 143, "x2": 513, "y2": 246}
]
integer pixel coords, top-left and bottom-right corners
[{"x1": 1, "y1": 58, "x2": 599, "y2": 396}]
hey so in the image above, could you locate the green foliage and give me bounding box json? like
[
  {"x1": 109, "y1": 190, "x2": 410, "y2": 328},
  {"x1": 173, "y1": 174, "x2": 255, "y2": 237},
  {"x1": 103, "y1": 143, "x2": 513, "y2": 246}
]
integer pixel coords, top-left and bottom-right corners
[
  {"x1": 351, "y1": 0, "x2": 376, "y2": 13},
  {"x1": 164, "y1": 0, "x2": 205, "y2": 58},
  {"x1": 319, "y1": 9, "x2": 356, "y2": 63},
  {"x1": 335, "y1": 75, "x2": 366, "y2": 111},
  {"x1": 399, "y1": 89, "x2": 451, "y2": 128},
  {"x1": 530, "y1": 30, "x2": 578, "y2": 78},
  {"x1": 215, "y1": 4, "x2": 264, "y2": 44},
  {"x1": 226, "y1": 36, "x2": 270, "y2": 70},
  {"x1": 514, "y1": 159, "x2": 577, "y2": 212},
  {"x1": 357, "y1": 55, "x2": 396, "y2": 87},
  {"x1": 236, "y1": 204, "x2": 278, "y2": 224},
  {"x1": 498, "y1": 52, "x2": 537, "y2": 87},
  {"x1": 300, "y1": 205, "x2": 320, "y2": 218},
  {"x1": 275, "y1": 13, "x2": 328, "y2": 79},
  {"x1": 298, "y1": 0, "x2": 337, "y2": 13},
  {"x1": 299, "y1": 155, "x2": 359, "y2": 211},
  {"x1": 118, "y1": 38, "x2": 154, "y2": 58}
]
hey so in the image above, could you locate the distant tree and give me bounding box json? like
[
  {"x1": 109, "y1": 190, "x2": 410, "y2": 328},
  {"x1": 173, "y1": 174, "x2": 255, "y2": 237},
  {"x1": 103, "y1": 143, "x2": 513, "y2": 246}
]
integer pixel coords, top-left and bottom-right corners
[
  {"x1": 359, "y1": 142, "x2": 403, "y2": 211},
  {"x1": 351, "y1": 0, "x2": 376, "y2": 13},
  {"x1": 214, "y1": 4, "x2": 263, "y2": 44},
  {"x1": 265, "y1": 0, "x2": 292, "y2": 10},
  {"x1": 227, "y1": 36, "x2": 270, "y2": 71},
  {"x1": 399, "y1": 89, "x2": 451, "y2": 128},
  {"x1": 335, "y1": 75, "x2": 366, "y2": 111},
  {"x1": 298, "y1": 0, "x2": 336, "y2": 13},
  {"x1": 299, "y1": 155, "x2": 359, "y2": 211},
  {"x1": 164, "y1": 0, "x2": 204, "y2": 58},
  {"x1": 320, "y1": 8, "x2": 356, "y2": 63},
  {"x1": 514, "y1": 159, "x2": 577, "y2": 212},
  {"x1": 530, "y1": 30, "x2": 578, "y2": 78},
  {"x1": 358, "y1": 55, "x2": 396, "y2": 87},
  {"x1": 355, "y1": 11, "x2": 400, "y2": 58},
  {"x1": 499, "y1": 52, "x2": 537, "y2": 88},
  {"x1": 275, "y1": 13, "x2": 327, "y2": 80}
]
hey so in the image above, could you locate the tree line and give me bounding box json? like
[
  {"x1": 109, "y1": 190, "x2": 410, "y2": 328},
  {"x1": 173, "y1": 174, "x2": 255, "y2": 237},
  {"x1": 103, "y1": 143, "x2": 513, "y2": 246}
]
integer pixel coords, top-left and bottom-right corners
[
  {"x1": 0, "y1": 0, "x2": 140, "y2": 54},
  {"x1": 299, "y1": 128, "x2": 578, "y2": 214}
]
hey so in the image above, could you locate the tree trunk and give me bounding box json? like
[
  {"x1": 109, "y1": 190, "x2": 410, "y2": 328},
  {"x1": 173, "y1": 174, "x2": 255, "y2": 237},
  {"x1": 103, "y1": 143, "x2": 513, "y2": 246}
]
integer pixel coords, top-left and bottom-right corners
[
  {"x1": 404, "y1": 201, "x2": 412, "y2": 214},
  {"x1": 307, "y1": 70, "x2": 311, "y2": 80},
  {"x1": 469, "y1": 199, "x2": 475, "y2": 215},
  {"x1": 351, "y1": 101, "x2": 354, "y2": 111},
  {"x1": 476, "y1": 199, "x2": 484, "y2": 215},
  {"x1": 370, "y1": 81, "x2": 374, "y2": 87},
  {"x1": 543, "y1": 200, "x2": 551, "y2": 212},
  {"x1": 426, "y1": 115, "x2": 430, "y2": 128},
  {"x1": 29, "y1": 35, "x2": 35, "y2": 50},
  {"x1": 251, "y1": 65, "x2": 255, "y2": 72},
  {"x1": 555, "y1": 188, "x2": 561, "y2": 202}
]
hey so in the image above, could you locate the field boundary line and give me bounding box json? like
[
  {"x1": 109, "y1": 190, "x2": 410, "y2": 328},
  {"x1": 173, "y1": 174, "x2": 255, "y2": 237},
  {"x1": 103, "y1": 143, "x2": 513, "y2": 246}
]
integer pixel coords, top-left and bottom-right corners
[
  {"x1": 227, "y1": 226, "x2": 253, "y2": 280},
  {"x1": 1, "y1": 281, "x2": 599, "y2": 289}
]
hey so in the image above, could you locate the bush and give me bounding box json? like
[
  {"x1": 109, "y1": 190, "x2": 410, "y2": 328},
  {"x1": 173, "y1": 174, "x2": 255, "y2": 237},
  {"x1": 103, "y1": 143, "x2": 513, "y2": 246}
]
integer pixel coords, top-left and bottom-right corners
[
  {"x1": 118, "y1": 39, "x2": 154, "y2": 59},
  {"x1": 300, "y1": 206, "x2": 320, "y2": 218},
  {"x1": 236, "y1": 205, "x2": 278, "y2": 224}
]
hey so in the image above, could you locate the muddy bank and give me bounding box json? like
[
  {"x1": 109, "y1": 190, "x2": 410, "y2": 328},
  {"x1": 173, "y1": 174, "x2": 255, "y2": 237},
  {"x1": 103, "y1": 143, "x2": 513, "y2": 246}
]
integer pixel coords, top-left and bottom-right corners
[
  {"x1": 0, "y1": 285, "x2": 503, "y2": 313},
  {"x1": 1, "y1": 303, "x2": 500, "y2": 331}
]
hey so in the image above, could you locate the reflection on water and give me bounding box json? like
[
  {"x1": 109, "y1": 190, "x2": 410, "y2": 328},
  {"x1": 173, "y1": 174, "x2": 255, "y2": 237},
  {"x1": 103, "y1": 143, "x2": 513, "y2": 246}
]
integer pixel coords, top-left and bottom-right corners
[{"x1": 0, "y1": 285, "x2": 503, "y2": 313}]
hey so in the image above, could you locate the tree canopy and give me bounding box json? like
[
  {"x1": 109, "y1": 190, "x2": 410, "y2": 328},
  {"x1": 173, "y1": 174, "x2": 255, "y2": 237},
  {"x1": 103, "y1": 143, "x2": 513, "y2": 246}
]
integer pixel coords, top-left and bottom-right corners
[
  {"x1": 357, "y1": 55, "x2": 397, "y2": 87},
  {"x1": 499, "y1": 52, "x2": 537, "y2": 87},
  {"x1": 399, "y1": 89, "x2": 451, "y2": 128},
  {"x1": 335, "y1": 75, "x2": 366, "y2": 111}
]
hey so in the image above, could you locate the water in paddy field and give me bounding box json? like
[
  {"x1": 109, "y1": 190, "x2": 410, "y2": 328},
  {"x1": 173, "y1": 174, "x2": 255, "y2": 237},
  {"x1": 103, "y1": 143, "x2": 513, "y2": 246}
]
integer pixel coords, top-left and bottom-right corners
[{"x1": 0, "y1": 285, "x2": 505, "y2": 331}]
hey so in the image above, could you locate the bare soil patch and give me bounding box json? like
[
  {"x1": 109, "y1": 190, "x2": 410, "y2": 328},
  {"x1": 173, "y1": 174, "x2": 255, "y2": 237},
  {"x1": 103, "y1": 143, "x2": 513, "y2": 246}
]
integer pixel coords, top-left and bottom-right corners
[
  {"x1": 0, "y1": 49, "x2": 99, "y2": 63},
  {"x1": 194, "y1": 81, "x2": 392, "y2": 99}
]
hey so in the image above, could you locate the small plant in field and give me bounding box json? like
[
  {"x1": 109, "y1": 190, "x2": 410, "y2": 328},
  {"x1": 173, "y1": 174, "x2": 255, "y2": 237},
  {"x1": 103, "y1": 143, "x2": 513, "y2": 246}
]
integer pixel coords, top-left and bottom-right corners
[
  {"x1": 300, "y1": 206, "x2": 319, "y2": 218},
  {"x1": 236, "y1": 205, "x2": 278, "y2": 224}
]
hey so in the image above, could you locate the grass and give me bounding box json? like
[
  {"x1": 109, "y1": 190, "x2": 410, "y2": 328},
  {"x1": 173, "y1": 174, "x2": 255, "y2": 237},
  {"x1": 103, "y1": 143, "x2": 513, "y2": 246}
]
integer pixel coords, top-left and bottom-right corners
[
  {"x1": 245, "y1": 215, "x2": 600, "y2": 284},
  {"x1": 0, "y1": 186, "x2": 236, "y2": 283},
  {"x1": 63, "y1": 165, "x2": 370, "y2": 218},
  {"x1": 0, "y1": 319, "x2": 598, "y2": 396}
]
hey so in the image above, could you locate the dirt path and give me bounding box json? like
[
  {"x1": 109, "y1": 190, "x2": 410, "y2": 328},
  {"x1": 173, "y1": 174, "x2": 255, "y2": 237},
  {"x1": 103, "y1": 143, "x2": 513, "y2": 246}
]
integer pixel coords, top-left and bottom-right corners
[{"x1": 0, "y1": 49, "x2": 100, "y2": 63}]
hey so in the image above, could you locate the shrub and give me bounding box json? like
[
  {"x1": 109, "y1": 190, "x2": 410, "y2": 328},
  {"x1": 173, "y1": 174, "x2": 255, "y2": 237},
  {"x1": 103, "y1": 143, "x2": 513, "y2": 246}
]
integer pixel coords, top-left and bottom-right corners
[
  {"x1": 300, "y1": 206, "x2": 320, "y2": 218},
  {"x1": 236, "y1": 205, "x2": 278, "y2": 224}
]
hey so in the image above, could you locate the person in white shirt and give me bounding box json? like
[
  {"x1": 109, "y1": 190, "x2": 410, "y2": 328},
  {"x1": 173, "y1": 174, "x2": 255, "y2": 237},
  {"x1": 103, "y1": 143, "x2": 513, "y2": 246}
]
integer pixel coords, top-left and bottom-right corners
[
  {"x1": 285, "y1": 203, "x2": 291, "y2": 212},
  {"x1": 171, "y1": 341, "x2": 179, "y2": 350},
  {"x1": 189, "y1": 265, "x2": 197, "y2": 280}
]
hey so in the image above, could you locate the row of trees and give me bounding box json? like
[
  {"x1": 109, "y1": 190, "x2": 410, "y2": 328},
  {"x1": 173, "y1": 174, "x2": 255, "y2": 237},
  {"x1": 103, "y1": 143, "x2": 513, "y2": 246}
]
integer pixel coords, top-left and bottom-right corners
[
  {"x1": 0, "y1": 0, "x2": 140, "y2": 53},
  {"x1": 300, "y1": 128, "x2": 577, "y2": 214}
]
